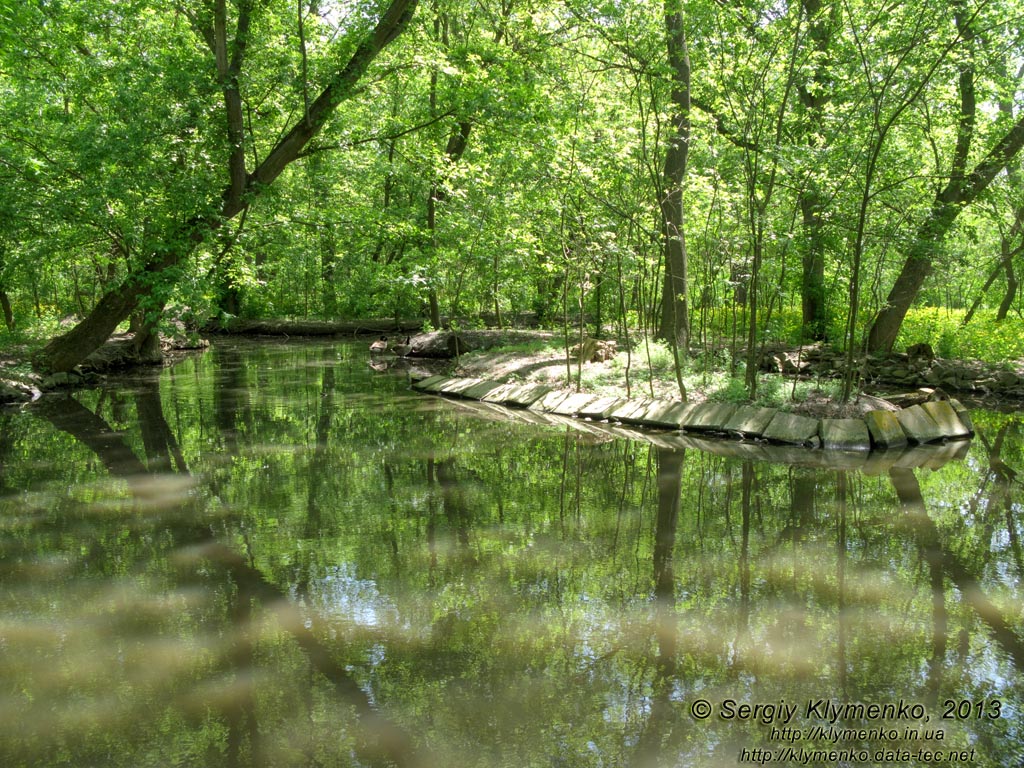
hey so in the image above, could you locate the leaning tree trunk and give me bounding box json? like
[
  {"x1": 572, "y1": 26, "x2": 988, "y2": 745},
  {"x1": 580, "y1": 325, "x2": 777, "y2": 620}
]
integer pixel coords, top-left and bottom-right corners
[
  {"x1": 867, "y1": 56, "x2": 1024, "y2": 353},
  {"x1": 995, "y1": 65, "x2": 1024, "y2": 322},
  {"x1": 996, "y1": 253, "x2": 1018, "y2": 321},
  {"x1": 32, "y1": 0, "x2": 419, "y2": 374},
  {"x1": 33, "y1": 244, "x2": 195, "y2": 373}
]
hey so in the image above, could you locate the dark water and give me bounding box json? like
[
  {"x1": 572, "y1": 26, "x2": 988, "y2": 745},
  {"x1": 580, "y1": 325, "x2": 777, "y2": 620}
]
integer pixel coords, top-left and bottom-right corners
[{"x1": 1, "y1": 339, "x2": 1021, "y2": 767}]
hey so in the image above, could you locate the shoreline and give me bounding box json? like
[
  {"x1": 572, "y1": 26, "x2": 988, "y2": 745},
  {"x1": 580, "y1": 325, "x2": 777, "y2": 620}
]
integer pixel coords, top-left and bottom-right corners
[
  {"x1": 411, "y1": 374, "x2": 975, "y2": 457},
  {"x1": 2, "y1": 326, "x2": 1022, "y2": 416}
]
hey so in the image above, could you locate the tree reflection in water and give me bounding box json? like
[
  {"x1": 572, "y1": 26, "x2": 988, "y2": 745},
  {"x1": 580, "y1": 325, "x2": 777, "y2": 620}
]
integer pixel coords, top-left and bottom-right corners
[
  {"x1": 29, "y1": 379, "x2": 432, "y2": 768},
  {"x1": 1, "y1": 340, "x2": 1020, "y2": 767}
]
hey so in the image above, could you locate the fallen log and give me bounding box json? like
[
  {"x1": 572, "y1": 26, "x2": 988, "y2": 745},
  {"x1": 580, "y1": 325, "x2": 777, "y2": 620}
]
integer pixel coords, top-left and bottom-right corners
[
  {"x1": 211, "y1": 318, "x2": 424, "y2": 336},
  {"x1": 407, "y1": 329, "x2": 557, "y2": 358}
]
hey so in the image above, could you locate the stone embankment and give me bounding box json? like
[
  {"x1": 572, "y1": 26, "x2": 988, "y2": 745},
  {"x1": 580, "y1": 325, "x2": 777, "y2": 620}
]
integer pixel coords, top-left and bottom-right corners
[{"x1": 412, "y1": 376, "x2": 974, "y2": 454}]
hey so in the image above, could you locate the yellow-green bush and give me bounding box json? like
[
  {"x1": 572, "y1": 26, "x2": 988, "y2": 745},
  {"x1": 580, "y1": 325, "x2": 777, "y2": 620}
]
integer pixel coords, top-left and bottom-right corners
[{"x1": 896, "y1": 308, "x2": 1024, "y2": 363}]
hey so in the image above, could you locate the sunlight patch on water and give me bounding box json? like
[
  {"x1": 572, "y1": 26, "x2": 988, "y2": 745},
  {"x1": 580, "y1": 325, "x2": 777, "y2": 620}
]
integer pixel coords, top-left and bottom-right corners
[{"x1": 302, "y1": 563, "x2": 399, "y2": 630}]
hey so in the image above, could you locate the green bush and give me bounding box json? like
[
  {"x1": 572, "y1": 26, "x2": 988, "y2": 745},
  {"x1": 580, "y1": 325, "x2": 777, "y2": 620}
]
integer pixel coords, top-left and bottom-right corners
[
  {"x1": 896, "y1": 307, "x2": 1024, "y2": 363},
  {"x1": 710, "y1": 376, "x2": 750, "y2": 403}
]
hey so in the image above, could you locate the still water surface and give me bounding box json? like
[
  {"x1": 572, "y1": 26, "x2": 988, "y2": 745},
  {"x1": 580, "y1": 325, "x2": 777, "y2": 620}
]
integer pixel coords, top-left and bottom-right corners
[{"x1": 1, "y1": 339, "x2": 1021, "y2": 767}]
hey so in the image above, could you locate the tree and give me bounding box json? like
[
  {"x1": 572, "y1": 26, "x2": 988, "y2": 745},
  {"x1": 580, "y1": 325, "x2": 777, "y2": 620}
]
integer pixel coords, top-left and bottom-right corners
[
  {"x1": 656, "y1": 0, "x2": 692, "y2": 375},
  {"x1": 30, "y1": 0, "x2": 418, "y2": 373},
  {"x1": 866, "y1": 3, "x2": 1024, "y2": 353},
  {"x1": 793, "y1": 0, "x2": 839, "y2": 341}
]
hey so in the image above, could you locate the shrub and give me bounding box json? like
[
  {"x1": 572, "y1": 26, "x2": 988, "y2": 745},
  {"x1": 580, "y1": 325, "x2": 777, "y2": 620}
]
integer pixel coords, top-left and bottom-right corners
[{"x1": 896, "y1": 307, "x2": 1024, "y2": 362}]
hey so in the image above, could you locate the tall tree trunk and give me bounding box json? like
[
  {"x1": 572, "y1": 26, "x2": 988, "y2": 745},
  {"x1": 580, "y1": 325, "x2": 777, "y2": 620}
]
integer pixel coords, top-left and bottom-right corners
[
  {"x1": 32, "y1": 0, "x2": 419, "y2": 374},
  {"x1": 656, "y1": 0, "x2": 692, "y2": 402},
  {"x1": 0, "y1": 247, "x2": 14, "y2": 331},
  {"x1": 320, "y1": 224, "x2": 338, "y2": 317},
  {"x1": 796, "y1": 0, "x2": 837, "y2": 340},
  {"x1": 131, "y1": 297, "x2": 168, "y2": 364},
  {"x1": 426, "y1": 119, "x2": 473, "y2": 328},
  {"x1": 657, "y1": 0, "x2": 691, "y2": 361},
  {"x1": 799, "y1": 190, "x2": 827, "y2": 339}
]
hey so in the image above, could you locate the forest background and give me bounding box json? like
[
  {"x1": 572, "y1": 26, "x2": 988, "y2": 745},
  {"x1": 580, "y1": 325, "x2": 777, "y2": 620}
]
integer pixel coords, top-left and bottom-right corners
[{"x1": 3, "y1": 0, "x2": 1024, "y2": 401}]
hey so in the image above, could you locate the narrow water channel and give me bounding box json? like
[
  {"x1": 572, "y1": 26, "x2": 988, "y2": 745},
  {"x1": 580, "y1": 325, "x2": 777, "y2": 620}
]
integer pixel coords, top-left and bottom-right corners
[{"x1": 1, "y1": 339, "x2": 1020, "y2": 767}]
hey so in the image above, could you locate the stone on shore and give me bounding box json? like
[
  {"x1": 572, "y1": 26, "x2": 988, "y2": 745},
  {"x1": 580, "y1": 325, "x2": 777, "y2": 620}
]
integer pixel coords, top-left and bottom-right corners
[
  {"x1": 762, "y1": 412, "x2": 821, "y2": 446},
  {"x1": 895, "y1": 404, "x2": 944, "y2": 444},
  {"x1": 863, "y1": 410, "x2": 908, "y2": 448},
  {"x1": 0, "y1": 380, "x2": 35, "y2": 404},
  {"x1": 920, "y1": 400, "x2": 971, "y2": 439},
  {"x1": 723, "y1": 405, "x2": 776, "y2": 437},
  {"x1": 820, "y1": 418, "x2": 871, "y2": 451}
]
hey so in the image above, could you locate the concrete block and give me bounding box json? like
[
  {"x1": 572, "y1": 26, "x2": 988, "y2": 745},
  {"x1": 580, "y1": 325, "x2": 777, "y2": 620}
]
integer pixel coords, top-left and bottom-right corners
[
  {"x1": 461, "y1": 380, "x2": 507, "y2": 400},
  {"x1": 630, "y1": 400, "x2": 697, "y2": 429},
  {"x1": 549, "y1": 393, "x2": 603, "y2": 416},
  {"x1": 501, "y1": 384, "x2": 552, "y2": 408},
  {"x1": 896, "y1": 404, "x2": 944, "y2": 444},
  {"x1": 820, "y1": 418, "x2": 871, "y2": 451},
  {"x1": 863, "y1": 410, "x2": 908, "y2": 448},
  {"x1": 480, "y1": 383, "x2": 521, "y2": 403},
  {"x1": 606, "y1": 399, "x2": 655, "y2": 423},
  {"x1": 414, "y1": 375, "x2": 449, "y2": 392},
  {"x1": 683, "y1": 402, "x2": 738, "y2": 432},
  {"x1": 578, "y1": 397, "x2": 627, "y2": 420},
  {"x1": 439, "y1": 378, "x2": 483, "y2": 396},
  {"x1": 528, "y1": 390, "x2": 573, "y2": 412},
  {"x1": 762, "y1": 412, "x2": 821, "y2": 445},
  {"x1": 724, "y1": 405, "x2": 776, "y2": 437},
  {"x1": 921, "y1": 400, "x2": 971, "y2": 439},
  {"x1": 948, "y1": 398, "x2": 974, "y2": 434}
]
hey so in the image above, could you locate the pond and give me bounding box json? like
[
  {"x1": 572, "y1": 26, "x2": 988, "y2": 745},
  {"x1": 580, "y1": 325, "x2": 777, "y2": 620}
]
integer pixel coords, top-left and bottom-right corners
[{"x1": 1, "y1": 339, "x2": 1021, "y2": 767}]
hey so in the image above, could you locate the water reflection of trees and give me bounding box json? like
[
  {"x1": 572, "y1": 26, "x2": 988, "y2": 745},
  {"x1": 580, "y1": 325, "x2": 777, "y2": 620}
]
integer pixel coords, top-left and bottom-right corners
[
  {"x1": 632, "y1": 447, "x2": 683, "y2": 767},
  {"x1": 29, "y1": 378, "x2": 433, "y2": 768},
  {"x1": 612, "y1": 440, "x2": 1020, "y2": 766},
  {"x1": 6, "y1": 344, "x2": 1022, "y2": 767},
  {"x1": 891, "y1": 466, "x2": 1024, "y2": 670}
]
